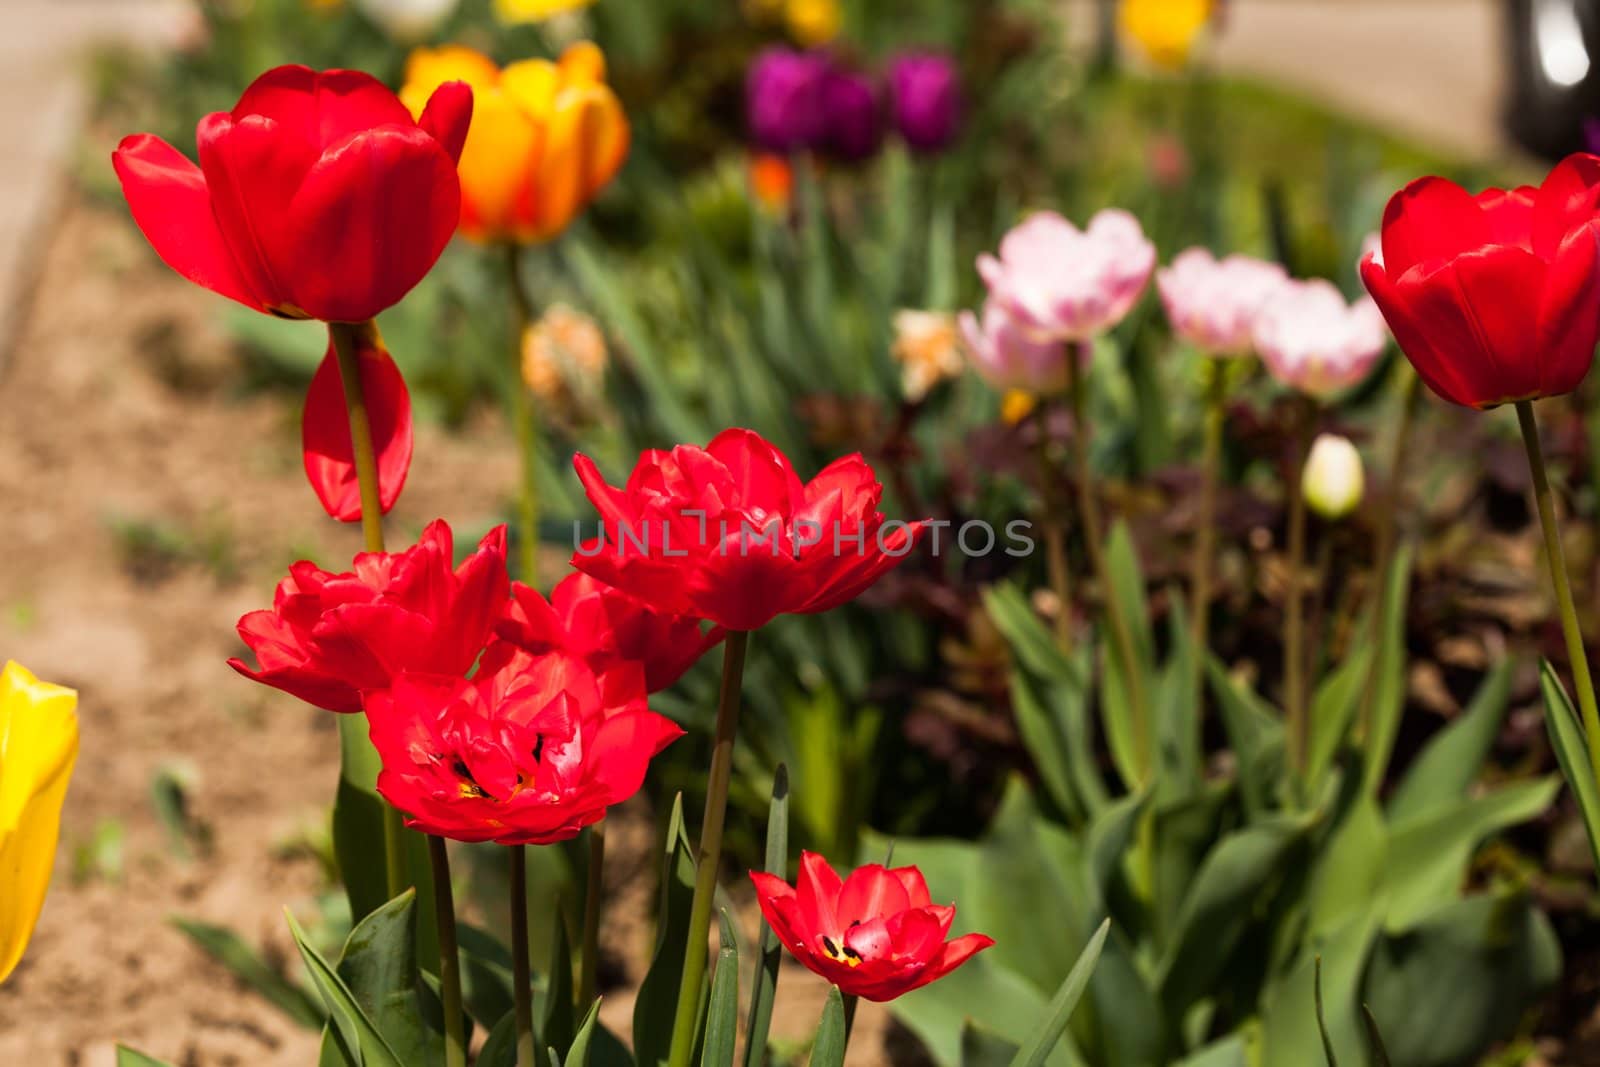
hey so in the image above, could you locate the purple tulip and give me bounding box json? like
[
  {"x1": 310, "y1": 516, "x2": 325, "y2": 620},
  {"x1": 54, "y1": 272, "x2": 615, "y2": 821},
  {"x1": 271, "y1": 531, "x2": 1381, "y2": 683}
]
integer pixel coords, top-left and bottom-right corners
[
  {"x1": 889, "y1": 52, "x2": 963, "y2": 153},
  {"x1": 747, "y1": 48, "x2": 830, "y2": 153},
  {"x1": 822, "y1": 68, "x2": 884, "y2": 162}
]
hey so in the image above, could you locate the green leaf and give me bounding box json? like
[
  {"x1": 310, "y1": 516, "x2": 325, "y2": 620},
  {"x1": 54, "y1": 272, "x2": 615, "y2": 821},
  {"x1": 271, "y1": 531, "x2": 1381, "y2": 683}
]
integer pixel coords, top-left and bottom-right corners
[
  {"x1": 1152, "y1": 590, "x2": 1202, "y2": 802},
  {"x1": 1360, "y1": 1007, "x2": 1392, "y2": 1067},
  {"x1": 478, "y1": 1011, "x2": 519, "y2": 1067},
  {"x1": 1008, "y1": 919, "x2": 1109, "y2": 1067},
  {"x1": 544, "y1": 899, "x2": 576, "y2": 1059},
  {"x1": 568, "y1": 997, "x2": 605, "y2": 1067},
  {"x1": 701, "y1": 911, "x2": 741, "y2": 1067},
  {"x1": 1387, "y1": 660, "x2": 1513, "y2": 823},
  {"x1": 1259, "y1": 909, "x2": 1382, "y2": 1067},
  {"x1": 116, "y1": 1050, "x2": 175, "y2": 1067},
  {"x1": 458, "y1": 921, "x2": 517, "y2": 1033},
  {"x1": 1206, "y1": 657, "x2": 1287, "y2": 817},
  {"x1": 1307, "y1": 644, "x2": 1373, "y2": 791},
  {"x1": 1099, "y1": 524, "x2": 1155, "y2": 790},
  {"x1": 961, "y1": 1023, "x2": 1021, "y2": 1067},
  {"x1": 1361, "y1": 545, "x2": 1414, "y2": 796},
  {"x1": 286, "y1": 908, "x2": 406, "y2": 1067},
  {"x1": 1539, "y1": 661, "x2": 1600, "y2": 872},
  {"x1": 171, "y1": 917, "x2": 324, "y2": 1029},
  {"x1": 1171, "y1": 1037, "x2": 1248, "y2": 1067},
  {"x1": 1007, "y1": 663, "x2": 1098, "y2": 826},
  {"x1": 809, "y1": 987, "x2": 848, "y2": 1067},
  {"x1": 330, "y1": 889, "x2": 442, "y2": 1067},
  {"x1": 1381, "y1": 777, "x2": 1558, "y2": 930},
  {"x1": 744, "y1": 766, "x2": 790, "y2": 1067},
  {"x1": 634, "y1": 794, "x2": 699, "y2": 1067},
  {"x1": 1306, "y1": 795, "x2": 1387, "y2": 936},
  {"x1": 1314, "y1": 957, "x2": 1338, "y2": 1067},
  {"x1": 982, "y1": 582, "x2": 1079, "y2": 684},
  {"x1": 891, "y1": 955, "x2": 1080, "y2": 1067}
]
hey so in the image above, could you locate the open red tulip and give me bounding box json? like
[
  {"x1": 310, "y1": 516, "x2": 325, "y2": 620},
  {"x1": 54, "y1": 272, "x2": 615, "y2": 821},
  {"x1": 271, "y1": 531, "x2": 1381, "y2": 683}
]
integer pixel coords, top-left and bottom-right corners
[
  {"x1": 113, "y1": 65, "x2": 472, "y2": 323},
  {"x1": 302, "y1": 326, "x2": 413, "y2": 523},
  {"x1": 228, "y1": 521, "x2": 508, "y2": 712},
  {"x1": 1361, "y1": 154, "x2": 1600, "y2": 409},
  {"x1": 495, "y1": 571, "x2": 723, "y2": 693},
  {"x1": 750, "y1": 851, "x2": 994, "y2": 1002},
  {"x1": 571, "y1": 428, "x2": 923, "y2": 631},
  {"x1": 365, "y1": 648, "x2": 683, "y2": 845}
]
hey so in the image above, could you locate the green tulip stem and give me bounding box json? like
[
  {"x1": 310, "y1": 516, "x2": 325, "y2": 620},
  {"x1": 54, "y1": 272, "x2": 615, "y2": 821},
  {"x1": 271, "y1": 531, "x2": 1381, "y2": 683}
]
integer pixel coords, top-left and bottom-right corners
[
  {"x1": 428, "y1": 835, "x2": 467, "y2": 1067},
  {"x1": 504, "y1": 244, "x2": 542, "y2": 584},
  {"x1": 1032, "y1": 402, "x2": 1074, "y2": 653},
  {"x1": 1284, "y1": 399, "x2": 1315, "y2": 775},
  {"x1": 510, "y1": 844, "x2": 536, "y2": 1067},
  {"x1": 329, "y1": 319, "x2": 407, "y2": 904},
  {"x1": 1066, "y1": 348, "x2": 1150, "y2": 778},
  {"x1": 579, "y1": 819, "x2": 606, "y2": 1011},
  {"x1": 667, "y1": 630, "x2": 752, "y2": 1067},
  {"x1": 1190, "y1": 359, "x2": 1228, "y2": 698},
  {"x1": 842, "y1": 992, "x2": 859, "y2": 1047},
  {"x1": 1516, "y1": 400, "x2": 1600, "y2": 790}
]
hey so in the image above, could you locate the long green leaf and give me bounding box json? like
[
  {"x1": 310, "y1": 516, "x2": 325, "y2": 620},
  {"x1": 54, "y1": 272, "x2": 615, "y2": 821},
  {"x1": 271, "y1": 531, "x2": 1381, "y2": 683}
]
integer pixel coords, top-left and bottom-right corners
[
  {"x1": 1314, "y1": 957, "x2": 1338, "y2": 1067},
  {"x1": 701, "y1": 911, "x2": 741, "y2": 1067},
  {"x1": 810, "y1": 987, "x2": 848, "y2": 1067},
  {"x1": 1388, "y1": 659, "x2": 1513, "y2": 823},
  {"x1": 171, "y1": 917, "x2": 324, "y2": 1029},
  {"x1": 328, "y1": 888, "x2": 443, "y2": 1067},
  {"x1": 286, "y1": 908, "x2": 405, "y2": 1067},
  {"x1": 744, "y1": 766, "x2": 790, "y2": 1067},
  {"x1": 1360, "y1": 1007, "x2": 1392, "y2": 1067},
  {"x1": 1007, "y1": 919, "x2": 1110, "y2": 1067},
  {"x1": 569, "y1": 997, "x2": 605, "y2": 1067},
  {"x1": 1540, "y1": 660, "x2": 1600, "y2": 872},
  {"x1": 1361, "y1": 545, "x2": 1415, "y2": 795},
  {"x1": 633, "y1": 794, "x2": 699, "y2": 1067}
]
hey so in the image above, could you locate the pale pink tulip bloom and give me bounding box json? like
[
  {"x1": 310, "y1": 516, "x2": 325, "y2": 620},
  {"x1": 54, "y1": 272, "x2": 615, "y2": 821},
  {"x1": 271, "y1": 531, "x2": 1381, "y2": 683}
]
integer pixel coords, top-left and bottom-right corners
[
  {"x1": 958, "y1": 298, "x2": 1078, "y2": 394},
  {"x1": 1255, "y1": 279, "x2": 1388, "y2": 399},
  {"x1": 1156, "y1": 248, "x2": 1288, "y2": 356}
]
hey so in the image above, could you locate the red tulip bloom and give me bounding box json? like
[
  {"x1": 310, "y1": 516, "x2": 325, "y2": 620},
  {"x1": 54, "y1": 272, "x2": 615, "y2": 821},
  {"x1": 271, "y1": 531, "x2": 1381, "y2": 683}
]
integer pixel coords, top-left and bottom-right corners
[
  {"x1": 113, "y1": 65, "x2": 472, "y2": 323},
  {"x1": 229, "y1": 521, "x2": 508, "y2": 712},
  {"x1": 1360, "y1": 155, "x2": 1600, "y2": 409},
  {"x1": 495, "y1": 571, "x2": 724, "y2": 692},
  {"x1": 750, "y1": 852, "x2": 993, "y2": 1002},
  {"x1": 302, "y1": 326, "x2": 413, "y2": 522},
  {"x1": 571, "y1": 429, "x2": 923, "y2": 631},
  {"x1": 364, "y1": 648, "x2": 683, "y2": 844}
]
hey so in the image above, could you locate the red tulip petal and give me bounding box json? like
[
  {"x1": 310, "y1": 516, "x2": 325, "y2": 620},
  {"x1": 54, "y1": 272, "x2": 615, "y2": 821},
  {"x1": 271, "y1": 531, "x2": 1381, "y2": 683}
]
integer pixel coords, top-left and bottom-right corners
[
  {"x1": 573, "y1": 453, "x2": 635, "y2": 533},
  {"x1": 302, "y1": 334, "x2": 414, "y2": 522},
  {"x1": 418, "y1": 80, "x2": 475, "y2": 164},
  {"x1": 113, "y1": 133, "x2": 265, "y2": 312},
  {"x1": 1379, "y1": 176, "x2": 1488, "y2": 277},
  {"x1": 920, "y1": 932, "x2": 995, "y2": 987},
  {"x1": 283, "y1": 127, "x2": 460, "y2": 322},
  {"x1": 706, "y1": 427, "x2": 804, "y2": 515},
  {"x1": 838, "y1": 864, "x2": 911, "y2": 923},
  {"x1": 796, "y1": 851, "x2": 844, "y2": 936},
  {"x1": 890, "y1": 865, "x2": 933, "y2": 909},
  {"x1": 1536, "y1": 219, "x2": 1600, "y2": 398},
  {"x1": 1475, "y1": 186, "x2": 1535, "y2": 250},
  {"x1": 1408, "y1": 248, "x2": 1546, "y2": 407},
  {"x1": 234, "y1": 65, "x2": 416, "y2": 150},
  {"x1": 1533, "y1": 152, "x2": 1600, "y2": 260},
  {"x1": 1361, "y1": 258, "x2": 1477, "y2": 408}
]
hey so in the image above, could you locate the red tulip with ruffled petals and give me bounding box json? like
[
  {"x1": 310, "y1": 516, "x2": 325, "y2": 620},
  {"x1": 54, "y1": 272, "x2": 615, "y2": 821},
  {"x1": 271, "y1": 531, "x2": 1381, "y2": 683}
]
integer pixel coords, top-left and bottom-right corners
[
  {"x1": 1360, "y1": 155, "x2": 1600, "y2": 409},
  {"x1": 113, "y1": 65, "x2": 471, "y2": 323},
  {"x1": 495, "y1": 571, "x2": 723, "y2": 692},
  {"x1": 571, "y1": 429, "x2": 923, "y2": 631},
  {"x1": 750, "y1": 852, "x2": 994, "y2": 1002},
  {"x1": 364, "y1": 648, "x2": 683, "y2": 844},
  {"x1": 228, "y1": 521, "x2": 508, "y2": 712}
]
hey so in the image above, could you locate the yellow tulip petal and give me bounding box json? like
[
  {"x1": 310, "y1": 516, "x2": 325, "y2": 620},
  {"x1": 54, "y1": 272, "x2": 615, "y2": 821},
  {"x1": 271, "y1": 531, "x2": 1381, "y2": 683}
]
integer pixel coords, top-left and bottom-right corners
[
  {"x1": 493, "y1": 0, "x2": 596, "y2": 25},
  {"x1": 784, "y1": 0, "x2": 840, "y2": 47},
  {"x1": 501, "y1": 58, "x2": 562, "y2": 120},
  {"x1": 1118, "y1": 0, "x2": 1212, "y2": 70},
  {"x1": 457, "y1": 87, "x2": 543, "y2": 242},
  {"x1": 525, "y1": 84, "x2": 628, "y2": 241},
  {"x1": 402, "y1": 44, "x2": 503, "y2": 106},
  {"x1": 0, "y1": 661, "x2": 79, "y2": 985},
  {"x1": 558, "y1": 41, "x2": 607, "y2": 85}
]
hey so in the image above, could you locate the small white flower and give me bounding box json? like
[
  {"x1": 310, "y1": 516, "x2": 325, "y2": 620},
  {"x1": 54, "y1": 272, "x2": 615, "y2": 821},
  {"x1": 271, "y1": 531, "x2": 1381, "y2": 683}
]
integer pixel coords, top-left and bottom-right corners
[
  {"x1": 355, "y1": 0, "x2": 460, "y2": 41},
  {"x1": 1302, "y1": 434, "x2": 1365, "y2": 521}
]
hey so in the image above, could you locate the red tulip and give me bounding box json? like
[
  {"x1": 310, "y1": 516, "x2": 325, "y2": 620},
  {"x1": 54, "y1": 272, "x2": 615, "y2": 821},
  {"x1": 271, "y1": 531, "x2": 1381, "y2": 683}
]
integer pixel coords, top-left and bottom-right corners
[
  {"x1": 495, "y1": 571, "x2": 724, "y2": 693},
  {"x1": 1360, "y1": 155, "x2": 1600, "y2": 409},
  {"x1": 571, "y1": 428, "x2": 923, "y2": 631},
  {"x1": 750, "y1": 852, "x2": 993, "y2": 1002},
  {"x1": 229, "y1": 521, "x2": 508, "y2": 712},
  {"x1": 113, "y1": 65, "x2": 472, "y2": 323},
  {"x1": 302, "y1": 326, "x2": 413, "y2": 522},
  {"x1": 364, "y1": 648, "x2": 683, "y2": 844}
]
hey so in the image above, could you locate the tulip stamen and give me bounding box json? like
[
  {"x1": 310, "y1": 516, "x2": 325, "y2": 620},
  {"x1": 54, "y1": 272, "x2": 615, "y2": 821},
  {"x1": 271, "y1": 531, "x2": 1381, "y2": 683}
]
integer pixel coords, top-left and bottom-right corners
[
  {"x1": 452, "y1": 757, "x2": 489, "y2": 799},
  {"x1": 820, "y1": 935, "x2": 863, "y2": 967}
]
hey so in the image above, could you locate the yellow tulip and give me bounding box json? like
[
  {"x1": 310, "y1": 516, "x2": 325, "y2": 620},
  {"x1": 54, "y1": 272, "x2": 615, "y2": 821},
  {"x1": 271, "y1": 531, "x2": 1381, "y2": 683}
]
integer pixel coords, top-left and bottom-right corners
[
  {"x1": 1118, "y1": 0, "x2": 1213, "y2": 71},
  {"x1": 785, "y1": 0, "x2": 840, "y2": 47},
  {"x1": 493, "y1": 0, "x2": 597, "y2": 26},
  {"x1": 401, "y1": 42, "x2": 629, "y2": 244},
  {"x1": 0, "y1": 661, "x2": 78, "y2": 985}
]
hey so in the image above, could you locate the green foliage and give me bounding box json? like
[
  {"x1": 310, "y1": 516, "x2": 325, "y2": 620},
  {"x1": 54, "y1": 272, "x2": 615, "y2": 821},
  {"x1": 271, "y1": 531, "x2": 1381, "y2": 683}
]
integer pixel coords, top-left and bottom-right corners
[{"x1": 634, "y1": 795, "x2": 701, "y2": 1067}]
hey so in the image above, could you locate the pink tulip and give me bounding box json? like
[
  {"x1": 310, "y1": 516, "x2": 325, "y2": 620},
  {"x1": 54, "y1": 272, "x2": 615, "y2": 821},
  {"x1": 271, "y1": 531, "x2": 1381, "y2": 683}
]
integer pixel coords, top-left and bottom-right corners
[
  {"x1": 1156, "y1": 248, "x2": 1287, "y2": 356},
  {"x1": 1254, "y1": 279, "x2": 1387, "y2": 399},
  {"x1": 958, "y1": 298, "x2": 1078, "y2": 393},
  {"x1": 977, "y1": 210, "x2": 1156, "y2": 343}
]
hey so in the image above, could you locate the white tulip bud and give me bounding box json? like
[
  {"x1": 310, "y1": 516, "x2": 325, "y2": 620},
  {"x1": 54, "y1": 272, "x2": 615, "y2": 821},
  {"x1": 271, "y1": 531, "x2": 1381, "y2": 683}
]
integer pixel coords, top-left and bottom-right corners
[{"x1": 1302, "y1": 433, "x2": 1364, "y2": 521}]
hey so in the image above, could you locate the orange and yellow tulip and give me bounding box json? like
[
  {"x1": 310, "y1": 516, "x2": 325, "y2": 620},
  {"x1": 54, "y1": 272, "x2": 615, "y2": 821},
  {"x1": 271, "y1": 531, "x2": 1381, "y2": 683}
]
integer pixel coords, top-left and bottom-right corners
[
  {"x1": 0, "y1": 661, "x2": 78, "y2": 984},
  {"x1": 401, "y1": 42, "x2": 629, "y2": 244}
]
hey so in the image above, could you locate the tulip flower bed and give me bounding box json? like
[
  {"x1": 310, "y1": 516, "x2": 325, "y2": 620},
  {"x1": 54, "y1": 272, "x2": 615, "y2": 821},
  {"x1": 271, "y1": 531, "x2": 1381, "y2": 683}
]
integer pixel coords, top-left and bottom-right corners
[{"x1": 16, "y1": 1, "x2": 1600, "y2": 1066}]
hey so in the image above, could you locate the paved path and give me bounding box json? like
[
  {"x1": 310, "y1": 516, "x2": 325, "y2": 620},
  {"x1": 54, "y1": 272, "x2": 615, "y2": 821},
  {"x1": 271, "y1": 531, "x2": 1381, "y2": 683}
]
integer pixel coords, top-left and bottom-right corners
[{"x1": 0, "y1": 1, "x2": 187, "y2": 368}]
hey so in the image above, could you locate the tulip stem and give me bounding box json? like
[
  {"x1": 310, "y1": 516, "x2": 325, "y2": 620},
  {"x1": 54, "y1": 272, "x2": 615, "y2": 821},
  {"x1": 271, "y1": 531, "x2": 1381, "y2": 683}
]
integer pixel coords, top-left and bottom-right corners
[
  {"x1": 579, "y1": 819, "x2": 606, "y2": 1010},
  {"x1": 329, "y1": 320, "x2": 408, "y2": 904},
  {"x1": 1032, "y1": 403, "x2": 1074, "y2": 653},
  {"x1": 504, "y1": 245, "x2": 542, "y2": 585},
  {"x1": 1066, "y1": 348, "x2": 1150, "y2": 778},
  {"x1": 1190, "y1": 359, "x2": 1228, "y2": 698},
  {"x1": 428, "y1": 835, "x2": 467, "y2": 1067},
  {"x1": 841, "y1": 992, "x2": 859, "y2": 1047},
  {"x1": 667, "y1": 630, "x2": 752, "y2": 1067},
  {"x1": 1516, "y1": 401, "x2": 1600, "y2": 792},
  {"x1": 1284, "y1": 400, "x2": 1315, "y2": 775},
  {"x1": 510, "y1": 844, "x2": 536, "y2": 1067}
]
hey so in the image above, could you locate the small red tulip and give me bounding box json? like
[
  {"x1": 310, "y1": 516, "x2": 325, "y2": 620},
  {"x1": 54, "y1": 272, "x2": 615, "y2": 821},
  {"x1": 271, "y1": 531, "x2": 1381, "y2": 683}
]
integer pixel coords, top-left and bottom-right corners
[
  {"x1": 364, "y1": 648, "x2": 683, "y2": 845},
  {"x1": 113, "y1": 65, "x2": 472, "y2": 323},
  {"x1": 301, "y1": 326, "x2": 413, "y2": 523},
  {"x1": 228, "y1": 521, "x2": 508, "y2": 712},
  {"x1": 495, "y1": 571, "x2": 724, "y2": 693},
  {"x1": 1361, "y1": 155, "x2": 1600, "y2": 409},
  {"x1": 571, "y1": 428, "x2": 923, "y2": 631},
  {"x1": 750, "y1": 852, "x2": 994, "y2": 1002}
]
